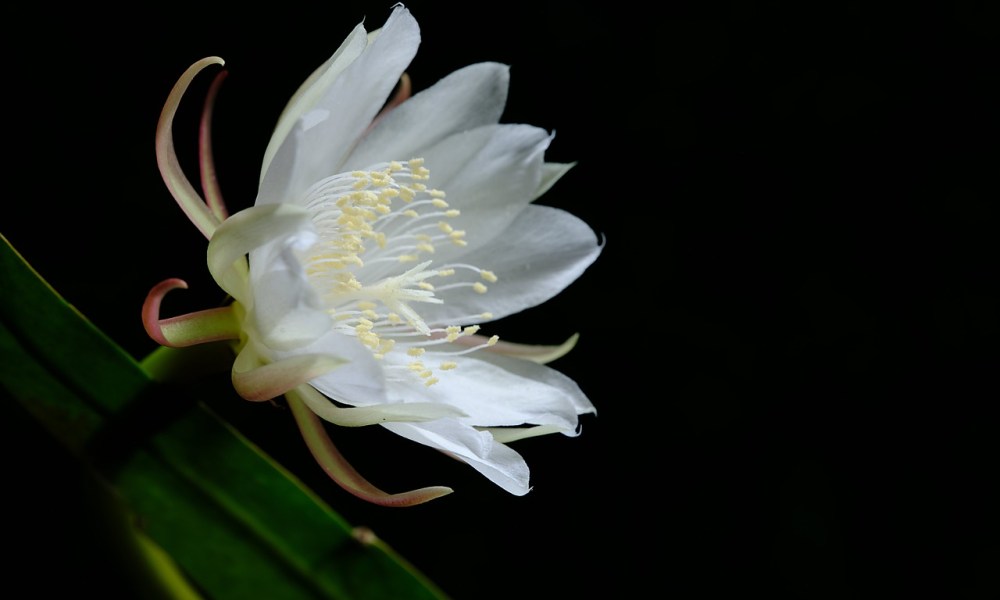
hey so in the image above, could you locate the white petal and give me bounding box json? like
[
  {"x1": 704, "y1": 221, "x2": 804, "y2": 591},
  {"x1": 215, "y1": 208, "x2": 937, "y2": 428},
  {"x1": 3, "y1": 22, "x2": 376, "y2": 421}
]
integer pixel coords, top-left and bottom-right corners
[
  {"x1": 382, "y1": 420, "x2": 531, "y2": 495},
  {"x1": 418, "y1": 204, "x2": 603, "y2": 325},
  {"x1": 248, "y1": 239, "x2": 332, "y2": 351},
  {"x1": 283, "y1": 7, "x2": 420, "y2": 200},
  {"x1": 271, "y1": 328, "x2": 388, "y2": 407},
  {"x1": 260, "y1": 20, "x2": 370, "y2": 186},
  {"x1": 383, "y1": 347, "x2": 594, "y2": 430},
  {"x1": 358, "y1": 124, "x2": 552, "y2": 283},
  {"x1": 343, "y1": 62, "x2": 510, "y2": 170}
]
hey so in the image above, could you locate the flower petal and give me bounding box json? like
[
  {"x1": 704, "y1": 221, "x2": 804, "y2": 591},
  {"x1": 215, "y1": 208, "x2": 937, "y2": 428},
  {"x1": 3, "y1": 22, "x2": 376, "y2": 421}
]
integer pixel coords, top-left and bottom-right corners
[
  {"x1": 358, "y1": 124, "x2": 553, "y2": 283},
  {"x1": 382, "y1": 420, "x2": 531, "y2": 495},
  {"x1": 418, "y1": 204, "x2": 603, "y2": 325},
  {"x1": 383, "y1": 347, "x2": 594, "y2": 431},
  {"x1": 259, "y1": 20, "x2": 370, "y2": 185},
  {"x1": 264, "y1": 6, "x2": 421, "y2": 203},
  {"x1": 272, "y1": 328, "x2": 389, "y2": 407},
  {"x1": 343, "y1": 62, "x2": 510, "y2": 170}
]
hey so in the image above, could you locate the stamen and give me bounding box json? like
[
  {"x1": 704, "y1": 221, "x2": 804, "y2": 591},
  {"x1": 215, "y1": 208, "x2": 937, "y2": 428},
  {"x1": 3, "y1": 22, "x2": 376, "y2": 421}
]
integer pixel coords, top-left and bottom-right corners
[{"x1": 295, "y1": 157, "x2": 503, "y2": 386}]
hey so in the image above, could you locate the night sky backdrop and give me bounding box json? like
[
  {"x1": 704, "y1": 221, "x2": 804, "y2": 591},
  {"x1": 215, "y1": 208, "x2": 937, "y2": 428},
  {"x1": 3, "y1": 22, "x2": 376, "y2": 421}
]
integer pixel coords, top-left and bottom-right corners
[{"x1": 4, "y1": 1, "x2": 997, "y2": 598}]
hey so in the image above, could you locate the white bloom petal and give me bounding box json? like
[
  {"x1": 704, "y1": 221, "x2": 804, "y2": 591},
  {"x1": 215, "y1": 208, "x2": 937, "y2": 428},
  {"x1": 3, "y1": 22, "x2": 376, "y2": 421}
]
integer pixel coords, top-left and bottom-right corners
[
  {"x1": 344, "y1": 62, "x2": 510, "y2": 170},
  {"x1": 383, "y1": 348, "x2": 593, "y2": 431},
  {"x1": 416, "y1": 205, "x2": 603, "y2": 324},
  {"x1": 260, "y1": 21, "x2": 370, "y2": 184},
  {"x1": 284, "y1": 7, "x2": 420, "y2": 201},
  {"x1": 270, "y1": 325, "x2": 388, "y2": 407},
  {"x1": 382, "y1": 420, "x2": 532, "y2": 496}
]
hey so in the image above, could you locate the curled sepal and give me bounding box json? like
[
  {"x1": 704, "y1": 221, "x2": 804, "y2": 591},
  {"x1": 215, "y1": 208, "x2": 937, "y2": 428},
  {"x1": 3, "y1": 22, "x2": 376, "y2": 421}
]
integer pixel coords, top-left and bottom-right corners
[
  {"x1": 295, "y1": 383, "x2": 466, "y2": 427},
  {"x1": 142, "y1": 278, "x2": 240, "y2": 347},
  {"x1": 287, "y1": 389, "x2": 454, "y2": 507},
  {"x1": 231, "y1": 345, "x2": 346, "y2": 402},
  {"x1": 479, "y1": 424, "x2": 566, "y2": 443},
  {"x1": 200, "y1": 69, "x2": 229, "y2": 222},
  {"x1": 454, "y1": 333, "x2": 580, "y2": 364},
  {"x1": 156, "y1": 56, "x2": 226, "y2": 240}
]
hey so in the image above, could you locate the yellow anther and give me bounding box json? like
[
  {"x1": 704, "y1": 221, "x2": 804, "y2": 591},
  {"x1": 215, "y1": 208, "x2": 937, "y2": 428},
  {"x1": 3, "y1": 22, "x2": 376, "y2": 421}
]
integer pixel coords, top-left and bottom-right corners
[
  {"x1": 429, "y1": 189, "x2": 446, "y2": 198},
  {"x1": 358, "y1": 301, "x2": 376, "y2": 311},
  {"x1": 402, "y1": 209, "x2": 419, "y2": 218},
  {"x1": 375, "y1": 232, "x2": 387, "y2": 248},
  {"x1": 437, "y1": 268, "x2": 455, "y2": 277},
  {"x1": 389, "y1": 161, "x2": 403, "y2": 170},
  {"x1": 398, "y1": 254, "x2": 418, "y2": 262},
  {"x1": 463, "y1": 325, "x2": 480, "y2": 335},
  {"x1": 472, "y1": 282, "x2": 488, "y2": 294},
  {"x1": 418, "y1": 282, "x2": 435, "y2": 291},
  {"x1": 361, "y1": 309, "x2": 379, "y2": 320},
  {"x1": 431, "y1": 198, "x2": 449, "y2": 208},
  {"x1": 440, "y1": 361, "x2": 458, "y2": 370},
  {"x1": 379, "y1": 339, "x2": 396, "y2": 353},
  {"x1": 444, "y1": 209, "x2": 460, "y2": 218},
  {"x1": 412, "y1": 183, "x2": 427, "y2": 192},
  {"x1": 407, "y1": 347, "x2": 426, "y2": 357},
  {"x1": 438, "y1": 222, "x2": 454, "y2": 233},
  {"x1": 480, "y1": 270, "x2": 498, "y2": 283},
  {"x1": 416, "y1": 243, "x2": 435, "y2": 253},
  {"x1": 351, "y1": 170, "x2": 367, "y2": 178},
  {"x1": 387, "y1": 313, "x2": 402, "y2": 324},
  {"x1": 399, "y1": 187, "x2": 415, "y2": 202},
  {"x1": 487, "y1": 335, "x2": 499, "y2": 346},
  {"x1": 479, "y1": 312, "x2": 493, "y2": 319},
  {"x1": 408, "y1": 158, "x2": 425, "y2": 168},
  {"x1": 408, "y1": 361, "x2": 425, "y2": 372},
  {"x1": 424, "y1": 377, "x2": 439, "y2": 387},
  {"x1": 375, "y1": 204, "x2": 391, "y2": 214},
  {"x1": 419, "y1": 370, "x2": 433, "y2": 379}
]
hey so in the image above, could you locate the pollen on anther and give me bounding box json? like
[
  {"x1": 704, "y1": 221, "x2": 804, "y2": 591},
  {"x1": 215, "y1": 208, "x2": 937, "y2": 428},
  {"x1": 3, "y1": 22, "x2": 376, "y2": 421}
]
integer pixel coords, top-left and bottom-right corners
[
  {"x1": 440, "y1": 361, "x2": 458, "y2": 370},
  {"x1": 487, "y1": 335, "x2": 499, "y2": 346},
  {"x1": 480, "y1": 270, "x2": 498, "y2": 283},
  {"x1": 479, "y1": 312, "x2": 493, "y2": 319},
  {"x1": 424, "y1": 377, "x2": 439, "y2": 387},
  {"x1": 407, "y1": 347, "x2": 425, "y2": 357},
  {"x1": 418, "y1": 282, "x2": 435, "y2": 291},
  {"x1": 472, "y1": 282, "x2": 488, "y2": 294},
  {"x1": 444, "y1": 209, "x2": 460, "y2": 218}
]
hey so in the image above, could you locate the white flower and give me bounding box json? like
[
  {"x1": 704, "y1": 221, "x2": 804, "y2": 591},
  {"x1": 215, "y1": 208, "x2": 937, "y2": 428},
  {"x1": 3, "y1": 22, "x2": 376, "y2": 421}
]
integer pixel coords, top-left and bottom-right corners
[{"x1": 145, "y1": 5, "x2": 602, "y2": 505}]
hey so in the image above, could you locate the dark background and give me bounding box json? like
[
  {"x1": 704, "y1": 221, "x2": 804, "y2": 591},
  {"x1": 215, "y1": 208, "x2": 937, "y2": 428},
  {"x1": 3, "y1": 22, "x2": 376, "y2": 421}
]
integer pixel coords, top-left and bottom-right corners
[{"x1": 4, "y1": 1, "x2": 997, "y2": 598}]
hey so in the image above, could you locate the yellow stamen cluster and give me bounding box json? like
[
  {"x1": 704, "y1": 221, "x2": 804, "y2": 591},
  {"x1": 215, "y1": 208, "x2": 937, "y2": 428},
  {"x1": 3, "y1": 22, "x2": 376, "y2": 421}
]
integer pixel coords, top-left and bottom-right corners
[{"x1": 295, "y1": 158, "x2": 503, "y2": 386}]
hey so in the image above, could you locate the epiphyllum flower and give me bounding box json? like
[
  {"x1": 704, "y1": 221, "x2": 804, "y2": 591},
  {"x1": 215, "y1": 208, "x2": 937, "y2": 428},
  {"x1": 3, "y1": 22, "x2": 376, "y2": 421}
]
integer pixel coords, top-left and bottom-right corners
[{"x1": 144, "y1": 5, "x2": 602, "y2": 506}]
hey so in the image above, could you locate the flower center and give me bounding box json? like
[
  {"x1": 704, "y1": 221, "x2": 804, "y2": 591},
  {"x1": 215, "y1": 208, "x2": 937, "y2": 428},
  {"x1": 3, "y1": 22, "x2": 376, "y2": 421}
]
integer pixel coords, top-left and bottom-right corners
[{"x1": 297, "y1": 159, "x2": 499, "y2": 386}]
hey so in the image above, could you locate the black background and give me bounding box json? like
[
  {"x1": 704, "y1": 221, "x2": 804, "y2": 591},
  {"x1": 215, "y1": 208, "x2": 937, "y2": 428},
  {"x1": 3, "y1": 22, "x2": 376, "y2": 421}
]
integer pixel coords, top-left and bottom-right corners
[{"x1": 4, "y1": 1, "x2": 998, "y2": 598}]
